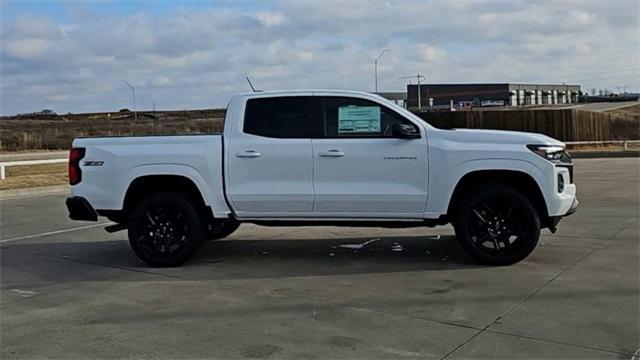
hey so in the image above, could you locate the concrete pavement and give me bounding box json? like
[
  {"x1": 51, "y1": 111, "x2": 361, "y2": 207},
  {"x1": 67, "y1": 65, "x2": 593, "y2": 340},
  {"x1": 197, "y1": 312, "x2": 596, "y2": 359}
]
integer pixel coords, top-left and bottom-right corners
[{"x1": 0, "y1": 158, "x2": 638, "y2": 359}]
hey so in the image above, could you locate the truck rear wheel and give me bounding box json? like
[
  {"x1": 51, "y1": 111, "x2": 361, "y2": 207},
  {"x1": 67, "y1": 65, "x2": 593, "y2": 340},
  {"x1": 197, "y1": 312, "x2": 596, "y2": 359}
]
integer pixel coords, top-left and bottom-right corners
[
  {"x1": 128, "y1": 192, "x2": 204, "y2": 267},
  {"x1": 453, "y1": 184, "x2": 540, "y2": 265},
  {"x1": 206, "y1": 220, "x2": 240, "y2": 240}
]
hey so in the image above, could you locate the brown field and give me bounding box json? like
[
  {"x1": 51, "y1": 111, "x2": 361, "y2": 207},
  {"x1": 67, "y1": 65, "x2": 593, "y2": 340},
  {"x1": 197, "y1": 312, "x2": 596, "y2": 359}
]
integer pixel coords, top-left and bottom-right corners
[
  {"x1": 606, "y1": 104, "x2": 640, "y2": 119},
  {"x1": 0, "y1": 163, "x2": 67, "y2": 190},
  {"x1": 606, "y1": 104, "x2": 640, "y2": 139},
  {"x1": 1, "y1": 109, "x2": 225, "y2": 152}
]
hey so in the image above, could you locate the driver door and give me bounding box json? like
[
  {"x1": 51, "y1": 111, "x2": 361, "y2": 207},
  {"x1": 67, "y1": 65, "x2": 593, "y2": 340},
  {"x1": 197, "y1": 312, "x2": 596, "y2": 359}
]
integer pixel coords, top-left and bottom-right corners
[{"x1": 311, "y1": 96, "x2": 429, "y2": 217}]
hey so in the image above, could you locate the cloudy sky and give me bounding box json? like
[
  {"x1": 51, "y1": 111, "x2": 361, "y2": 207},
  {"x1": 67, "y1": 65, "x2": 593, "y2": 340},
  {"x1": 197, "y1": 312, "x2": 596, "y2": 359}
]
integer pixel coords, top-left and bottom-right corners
[{"x1": 1, "y1": 0, "x2": 638, "y2": 115}]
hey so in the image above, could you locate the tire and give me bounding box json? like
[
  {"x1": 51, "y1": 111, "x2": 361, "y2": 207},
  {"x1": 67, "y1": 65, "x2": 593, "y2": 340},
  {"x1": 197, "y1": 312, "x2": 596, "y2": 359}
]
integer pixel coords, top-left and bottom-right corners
[
  {"x1": 453, "y1": 184, "x2": 541, "y2": 266},
  {"x1": 128, "y1": 191, "x2": 204, "y2": 267},
  {"x1": 206, "y1": 220, "x2": 240, "y2": 240}
]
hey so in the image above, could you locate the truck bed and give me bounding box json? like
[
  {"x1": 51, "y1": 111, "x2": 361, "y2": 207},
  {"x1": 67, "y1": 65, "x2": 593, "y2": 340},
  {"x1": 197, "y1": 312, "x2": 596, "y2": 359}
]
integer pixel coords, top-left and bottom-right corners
[{"x1": 71, "y1": 135, "x2": 230, "y2": 217}]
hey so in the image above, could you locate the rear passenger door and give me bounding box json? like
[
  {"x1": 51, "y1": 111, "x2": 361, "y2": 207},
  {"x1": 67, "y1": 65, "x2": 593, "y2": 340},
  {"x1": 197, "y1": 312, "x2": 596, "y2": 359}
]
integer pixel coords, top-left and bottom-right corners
[
  {"x1": 226, "y1": 96, "x2": 314, "y2": 217},
  {"x1": 311, "y1": 96, "x2": 429, "y2": 217}
]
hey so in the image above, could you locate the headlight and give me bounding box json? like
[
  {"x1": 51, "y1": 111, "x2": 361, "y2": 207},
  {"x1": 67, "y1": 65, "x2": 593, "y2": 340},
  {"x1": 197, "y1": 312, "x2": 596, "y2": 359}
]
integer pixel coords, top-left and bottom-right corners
[{"x1": 527, "y1": 144, "x2": 566, "y2": 161}]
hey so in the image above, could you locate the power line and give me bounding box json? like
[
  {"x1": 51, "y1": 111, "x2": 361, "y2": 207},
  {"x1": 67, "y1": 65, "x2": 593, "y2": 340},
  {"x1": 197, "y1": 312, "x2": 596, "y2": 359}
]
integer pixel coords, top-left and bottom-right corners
[{"x1": 400, "y1": 74, "x2": 425, "y2": 110}]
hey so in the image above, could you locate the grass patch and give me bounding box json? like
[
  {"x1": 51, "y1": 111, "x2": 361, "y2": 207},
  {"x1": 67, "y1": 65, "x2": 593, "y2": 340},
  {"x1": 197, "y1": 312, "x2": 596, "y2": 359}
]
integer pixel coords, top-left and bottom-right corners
[{"x1": 0, "y1": 163, "x2": 67, "y2": 190}]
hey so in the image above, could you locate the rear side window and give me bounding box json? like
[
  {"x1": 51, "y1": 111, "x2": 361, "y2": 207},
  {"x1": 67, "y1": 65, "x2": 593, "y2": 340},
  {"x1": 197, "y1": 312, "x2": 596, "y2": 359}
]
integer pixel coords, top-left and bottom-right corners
[
  {"x1": 243, "y1": 97, "x2": 311, "y2": 138},
  {"x1": 318, "y1": 97, "x2": 412, "y2": 138}
]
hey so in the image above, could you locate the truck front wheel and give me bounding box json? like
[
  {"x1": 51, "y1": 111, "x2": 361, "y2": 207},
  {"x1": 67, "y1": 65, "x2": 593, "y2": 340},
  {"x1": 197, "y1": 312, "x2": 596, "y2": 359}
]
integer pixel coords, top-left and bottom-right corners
[
  {"x1": 128, "y1": 192, "x2": 204, "y2": 267},
  {"x1": 453, "y1": 184, "x2": 540, "y2": 265}
]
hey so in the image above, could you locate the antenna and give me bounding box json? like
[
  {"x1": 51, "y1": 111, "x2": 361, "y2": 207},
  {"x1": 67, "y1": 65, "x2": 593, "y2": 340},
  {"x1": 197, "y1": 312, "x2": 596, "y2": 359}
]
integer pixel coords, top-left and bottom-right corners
[{"x1": 245, "y1": 75, "x2": 260, "y2": 92}]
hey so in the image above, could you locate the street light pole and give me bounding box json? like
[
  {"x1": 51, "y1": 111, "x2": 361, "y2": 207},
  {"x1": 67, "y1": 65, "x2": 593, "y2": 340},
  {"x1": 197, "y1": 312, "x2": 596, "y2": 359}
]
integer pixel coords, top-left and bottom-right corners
[
  {"x1": 121, "y1": 81, "x2": 137, "y2": 121},
  {"x1": 374, "y1": 49, "x2": 389, "y2": 93}
]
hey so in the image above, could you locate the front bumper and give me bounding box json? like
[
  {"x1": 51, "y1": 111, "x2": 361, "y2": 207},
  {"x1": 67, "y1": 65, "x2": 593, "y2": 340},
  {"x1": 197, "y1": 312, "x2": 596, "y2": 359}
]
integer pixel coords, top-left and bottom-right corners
[
  {"x1": 548, "y1": 196, "x2": 578, "y2": 232},
  {"x1": 545, "y1": 163, "x2": 577, "y2": 217},
  {"x1": 66, "y1": 196, "x2": 98, "y2": 221},
  {"x1": 565, "y1": 197, "x2": 579, "y2": 216}
]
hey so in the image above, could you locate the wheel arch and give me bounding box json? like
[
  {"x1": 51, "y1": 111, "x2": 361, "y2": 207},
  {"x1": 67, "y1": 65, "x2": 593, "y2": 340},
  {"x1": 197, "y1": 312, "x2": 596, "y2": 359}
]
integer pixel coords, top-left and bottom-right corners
[
  {"x1": 122, "y1": 174, "x2": 214, "y2": 224},
  {"x1": 446, "y1": 169, "x2": 550, "y2": 227}
]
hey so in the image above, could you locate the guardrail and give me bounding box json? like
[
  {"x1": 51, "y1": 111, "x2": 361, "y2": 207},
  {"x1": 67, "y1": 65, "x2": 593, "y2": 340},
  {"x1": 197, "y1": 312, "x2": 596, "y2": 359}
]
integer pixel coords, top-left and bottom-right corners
[
  {"x1": 565, "y1": 140, "x2": 640, "y2": 150},
  {"x1": 0, "y1": 158, "x2": 67, "y2": 180}
]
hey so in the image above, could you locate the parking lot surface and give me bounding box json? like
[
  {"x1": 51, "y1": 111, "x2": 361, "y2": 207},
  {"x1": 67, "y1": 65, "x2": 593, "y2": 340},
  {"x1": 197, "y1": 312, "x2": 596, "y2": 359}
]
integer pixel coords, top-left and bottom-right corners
[{"x1": 1, "y1": 158, "x2": 638, "y2": 359}]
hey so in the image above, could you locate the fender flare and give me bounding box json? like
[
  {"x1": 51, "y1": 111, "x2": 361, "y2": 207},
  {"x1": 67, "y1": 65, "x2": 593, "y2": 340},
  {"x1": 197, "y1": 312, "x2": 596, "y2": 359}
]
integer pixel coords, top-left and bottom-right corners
[
  {"x1": 427, "y1": 158, "x2": 548, "y2": 216},
  {"x1": 119, "y1": 164, "x2": 231, "y2": 217}
]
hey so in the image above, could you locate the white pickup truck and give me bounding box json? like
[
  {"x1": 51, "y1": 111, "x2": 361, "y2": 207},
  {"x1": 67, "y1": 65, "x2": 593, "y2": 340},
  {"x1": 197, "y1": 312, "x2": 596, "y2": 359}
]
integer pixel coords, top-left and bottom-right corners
[{"x1": 66, "y1": 90, "x2": 578, "y2": 267}]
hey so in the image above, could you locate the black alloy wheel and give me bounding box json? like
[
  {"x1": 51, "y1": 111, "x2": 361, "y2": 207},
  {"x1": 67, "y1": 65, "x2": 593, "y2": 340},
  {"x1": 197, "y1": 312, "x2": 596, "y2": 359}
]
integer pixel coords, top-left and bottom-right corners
[
  {"x1": 128, "y1": 192, "x2": 204, "y2": 267},
  {"x1": 454, "y1": 184, "x2": 540, "y2": 265}
]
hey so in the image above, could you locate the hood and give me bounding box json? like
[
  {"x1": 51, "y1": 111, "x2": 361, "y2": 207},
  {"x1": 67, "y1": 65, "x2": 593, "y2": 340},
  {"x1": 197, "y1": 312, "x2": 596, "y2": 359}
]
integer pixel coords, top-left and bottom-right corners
[{"x1": 434, "y1": 128, "x2": 564, "y2": 146}]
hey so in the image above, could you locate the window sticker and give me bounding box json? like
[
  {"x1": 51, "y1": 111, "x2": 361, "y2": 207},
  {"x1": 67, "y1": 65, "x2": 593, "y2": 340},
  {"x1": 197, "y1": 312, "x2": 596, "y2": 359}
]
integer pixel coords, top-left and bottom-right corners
[{"x1": 338, "y1": 106, "x2": 381, "y2": 133}]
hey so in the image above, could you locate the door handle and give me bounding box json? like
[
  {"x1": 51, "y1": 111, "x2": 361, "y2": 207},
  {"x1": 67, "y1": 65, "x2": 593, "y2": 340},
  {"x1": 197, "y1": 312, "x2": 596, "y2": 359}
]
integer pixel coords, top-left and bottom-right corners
[
  {"x1": 319, "y1": 149, "x2": 346, "y2": 157},
  {"x1": 236, "y1": 150, "x2": 262, "y2": 158}
]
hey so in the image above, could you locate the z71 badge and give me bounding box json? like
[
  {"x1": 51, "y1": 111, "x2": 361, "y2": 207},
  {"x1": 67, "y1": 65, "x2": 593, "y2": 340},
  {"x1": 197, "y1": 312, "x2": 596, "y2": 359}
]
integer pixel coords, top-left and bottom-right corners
[{"x1": 83, "y1": 161, "x2": 104, "y2": 166}]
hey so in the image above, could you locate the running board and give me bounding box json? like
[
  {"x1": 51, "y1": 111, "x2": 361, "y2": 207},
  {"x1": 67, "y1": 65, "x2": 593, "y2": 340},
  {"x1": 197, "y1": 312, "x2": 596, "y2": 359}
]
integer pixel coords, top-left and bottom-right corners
[{"x1": 104, "y1": 223, "x2": 127, "y2": 233}]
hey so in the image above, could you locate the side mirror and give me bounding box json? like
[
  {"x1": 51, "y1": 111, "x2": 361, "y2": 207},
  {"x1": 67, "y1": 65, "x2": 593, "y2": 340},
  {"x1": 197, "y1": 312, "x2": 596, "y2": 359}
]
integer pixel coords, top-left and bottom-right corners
[{"x1": 392, "y1": 124, "x2": 420, "y2": 139}]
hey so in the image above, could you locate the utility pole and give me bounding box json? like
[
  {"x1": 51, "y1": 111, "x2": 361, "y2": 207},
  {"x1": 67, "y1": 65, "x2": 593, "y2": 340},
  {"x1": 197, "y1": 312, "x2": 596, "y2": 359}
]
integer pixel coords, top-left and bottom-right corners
[
  {"x1": 401, "y1": 74, "x2": 426, "y2": 110},
  {"x1": 374, "y1": 49, "x2": 388, "y2": 93},
  {"x1": 121, "y1": 81, "x2": 137, "y2": 121}
]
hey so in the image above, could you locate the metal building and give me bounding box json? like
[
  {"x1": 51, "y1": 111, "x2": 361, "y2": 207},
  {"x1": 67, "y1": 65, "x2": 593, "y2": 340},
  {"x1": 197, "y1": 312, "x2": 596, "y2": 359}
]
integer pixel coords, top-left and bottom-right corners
[
  {"x1": 374, "y1": 92, "x2": 408, "y2": 108},
  {"x1": 406, "y1": 83, "x2": 581, "y2": 110}
]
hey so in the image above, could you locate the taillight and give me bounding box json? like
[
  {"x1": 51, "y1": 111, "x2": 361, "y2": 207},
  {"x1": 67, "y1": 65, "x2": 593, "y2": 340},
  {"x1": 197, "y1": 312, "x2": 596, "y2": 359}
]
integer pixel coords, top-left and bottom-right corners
[{"x1": 69, "y1": 148, "x2": 85, "y2": 185}]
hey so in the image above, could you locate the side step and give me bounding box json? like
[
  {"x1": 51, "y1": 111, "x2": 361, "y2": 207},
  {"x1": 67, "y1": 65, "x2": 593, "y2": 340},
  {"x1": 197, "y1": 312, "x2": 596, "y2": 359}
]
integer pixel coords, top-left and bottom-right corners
[{"x1": 104, "y1": 223, "x2": 127, "y2": 233}]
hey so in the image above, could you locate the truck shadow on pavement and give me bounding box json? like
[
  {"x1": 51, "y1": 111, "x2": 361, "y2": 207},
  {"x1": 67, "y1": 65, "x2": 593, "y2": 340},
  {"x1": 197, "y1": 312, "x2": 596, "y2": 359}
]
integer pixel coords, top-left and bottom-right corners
[
  {"x1": 3, "y1": 234, "x2": 484, "y2": 282},
  {"x1": 190, "y1": 234, "x2": 483, "y2": 279}
]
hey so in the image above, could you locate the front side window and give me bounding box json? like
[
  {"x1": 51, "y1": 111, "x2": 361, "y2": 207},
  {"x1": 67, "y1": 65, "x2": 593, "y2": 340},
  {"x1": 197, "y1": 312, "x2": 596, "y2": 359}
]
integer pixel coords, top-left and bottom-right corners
[
  {"x1": 243, "y1": 96, "x2": 311, "y2": 138},
  {"x1": 318, "y1": 97, "x2": 415, "y2": 138}
]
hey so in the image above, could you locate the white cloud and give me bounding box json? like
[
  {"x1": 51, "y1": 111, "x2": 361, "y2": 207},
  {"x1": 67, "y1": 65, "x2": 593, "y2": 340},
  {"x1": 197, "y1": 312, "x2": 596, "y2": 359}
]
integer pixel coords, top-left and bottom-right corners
[
  {"x1": 254, "y1": 12, "x2": 286, "y2": 27},
  {"x1": 417, "y1": 45, "x2": 446, "y2": 62},
  {"x1": 0, "y1": 0, "x2": 638, "y2": 114},
  {"x1": 4, "y1": 38, "x2": 52, "y2": 59}
]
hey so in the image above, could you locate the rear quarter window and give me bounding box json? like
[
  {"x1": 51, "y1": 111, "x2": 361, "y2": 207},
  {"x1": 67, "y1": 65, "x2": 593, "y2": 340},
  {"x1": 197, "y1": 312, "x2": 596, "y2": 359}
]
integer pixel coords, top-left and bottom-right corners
[{"x1": 243, "y1": 97, "x2": 311, "y2": 138}]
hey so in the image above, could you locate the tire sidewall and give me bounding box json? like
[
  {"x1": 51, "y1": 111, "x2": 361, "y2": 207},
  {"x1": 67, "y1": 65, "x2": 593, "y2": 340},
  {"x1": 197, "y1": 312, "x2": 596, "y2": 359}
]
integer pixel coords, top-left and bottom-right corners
[
  {"x1": 128, "y1": 192, "x2": 204, "y2": 267},
  {"x1": 454, "y1": 185, "x2": 541, "y2": 266}
]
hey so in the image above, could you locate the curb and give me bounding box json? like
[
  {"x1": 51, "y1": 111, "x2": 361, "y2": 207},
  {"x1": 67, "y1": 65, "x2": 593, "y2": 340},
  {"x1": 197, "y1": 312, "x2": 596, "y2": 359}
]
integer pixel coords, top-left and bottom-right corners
[
  {"x1": 570, "y1": 151, "x2": 640, "y2": 159},
  {"x1": 0, "y1": 185, "x2": 69, "y2": 199}
]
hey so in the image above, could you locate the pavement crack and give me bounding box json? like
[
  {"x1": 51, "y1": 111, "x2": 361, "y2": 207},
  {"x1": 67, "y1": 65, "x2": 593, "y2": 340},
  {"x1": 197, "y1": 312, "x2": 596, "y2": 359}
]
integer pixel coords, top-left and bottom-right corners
[
  {"x1": 483, "y1": 329, "x2": 636, "y2": 357},
  {"x1": 442, "y1": 216, "x2": 639, "y2": 359},
  {"x1": 0, "y1": 222, "x2": 112, "y2": 244},
  {"x1": 496, "y1": 216, "x2": 637, "y2": 321}
]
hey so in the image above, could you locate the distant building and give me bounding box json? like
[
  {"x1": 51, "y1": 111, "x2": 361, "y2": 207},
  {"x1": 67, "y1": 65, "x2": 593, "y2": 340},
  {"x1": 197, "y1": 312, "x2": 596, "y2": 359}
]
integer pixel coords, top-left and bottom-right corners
[
  {"x1": 374, "y1": 92, "x2": 407, "y2": 108},
  {"x1": 406, "y1": 83, "x2": 581, "y2": 110}
]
